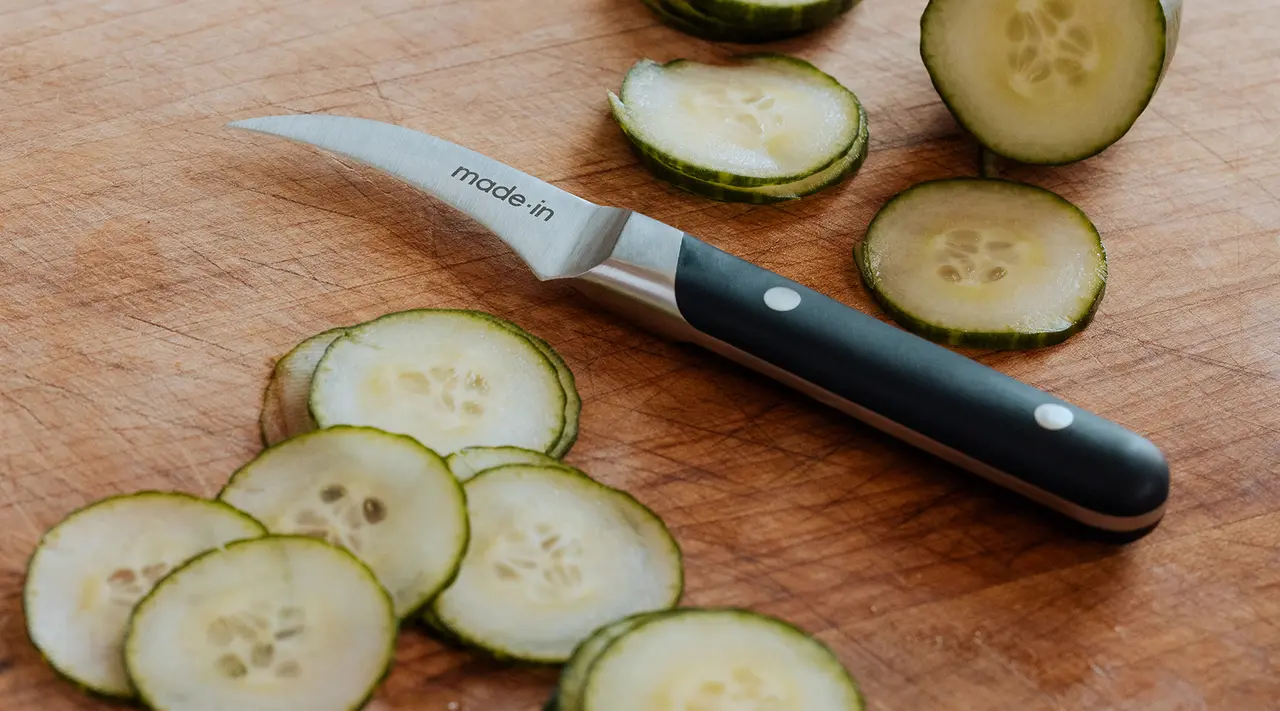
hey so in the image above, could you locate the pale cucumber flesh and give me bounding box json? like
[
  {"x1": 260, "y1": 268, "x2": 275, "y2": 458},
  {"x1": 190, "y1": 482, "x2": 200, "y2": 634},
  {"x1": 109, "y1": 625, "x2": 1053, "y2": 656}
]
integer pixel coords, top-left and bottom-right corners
[
  {"x1": 431, "y1": 465, "x2": 683, "y2": 663},
  {"x1": 554, "y1": 611, "x2": 673, "y2": 711},
  {"x1": 611, "y1": 55, "x2": 863, "y2": 187},
  {"x1": 857, "y1": 178, "x2": 1106, "y2": 349},
  {"x1": 309, "y1": 309, "x2": 567, "y2": 456},
  {"x1": 219, "y1": 426, "x2": 469, "y2": 618},
  {"x1": 23, "y1": 493, "x2": 266, "y2": 698},
  {"x1": 580, "y1": 608, "x2": 864, "y2": 711},
  {"x1": 921, "y1": 0, "x2": 1176, "y2": 164},
  {"x1": 124, "y1": 536, "x2": 396, "y2": 711},
  {"x1": 617, "y1": 88, "x2": 868, "y2": 204}
]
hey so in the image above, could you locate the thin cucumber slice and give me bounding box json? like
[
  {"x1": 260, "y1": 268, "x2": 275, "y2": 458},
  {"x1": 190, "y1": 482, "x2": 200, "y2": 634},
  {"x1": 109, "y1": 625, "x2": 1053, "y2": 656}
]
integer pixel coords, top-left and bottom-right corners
[
  {"x1": 921, "y1": 0, "x2": 1182, "y2": 164},
  {"x1": 472, "y1": 312, "x2": 581, "y2": 458},
  {"x1": 22, "y1": 492, "x2": 266, "y2": 699},
  {"x1": 687, "y1": 0, "x2": 854, "y2": 32},
  {"x1": 218, "y1": 426, "x2": 468, "y2": 618},
  {"x1": 621, "y1": 91, "x2": 868, "y2": 204},
  {"x1": 609, "y1": 55, "x2": 864, "y2": 188},
  {"x1": 638, "y1": 0, "x2": 808, "y2": 43},
  {"x1": 430, "y1": 464, "x2": 683, "y2": 663},
  {"x1": 259, "y1": 327, "x2": 348, "y2": 447},
  {"x1": 856, "y1": 178, "x2": 1106, "y2": 349},
  {"x1": 309, "y1": 309, "x2": 567, "y2": 456},
  {"x1": 580, "y1": 608, "x2": 865, "y2": 711},
  {"x1": 446, "y1": 445, "x2": 564, "y2": 482},
  {"x1": 555, "y1": 611, "x2": 673, "y2": 711},
  {"x1": 123, "y1": 535, "x2": 397, "y2": 711}
]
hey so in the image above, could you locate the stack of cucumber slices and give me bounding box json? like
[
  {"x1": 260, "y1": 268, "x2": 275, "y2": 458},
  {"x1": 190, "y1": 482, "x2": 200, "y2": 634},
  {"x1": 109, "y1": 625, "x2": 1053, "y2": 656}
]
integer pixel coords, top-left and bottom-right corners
[
  {"x1": 608, "y1": 55, "x2": 868, "y2": 204},
  {"x1": 23, "y1": 307, "x2": 864, "y2": 710},
  {"x1": 640, "y1": 0, "x2": 856, "y2": 44}
]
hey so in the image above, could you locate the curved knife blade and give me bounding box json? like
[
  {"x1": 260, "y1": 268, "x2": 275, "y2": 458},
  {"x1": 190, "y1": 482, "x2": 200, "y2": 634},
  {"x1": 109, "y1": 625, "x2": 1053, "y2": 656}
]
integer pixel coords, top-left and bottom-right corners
[{"x1": 226, "y1": 114, "x2": 631, "y2": 281}]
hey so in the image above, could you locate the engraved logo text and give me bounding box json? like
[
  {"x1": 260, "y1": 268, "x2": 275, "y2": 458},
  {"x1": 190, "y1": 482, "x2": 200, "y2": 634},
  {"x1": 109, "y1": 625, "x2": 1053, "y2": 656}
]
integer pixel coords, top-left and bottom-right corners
[{"x1": 451, "y1": 166, "x2": 554, "y2": 222}]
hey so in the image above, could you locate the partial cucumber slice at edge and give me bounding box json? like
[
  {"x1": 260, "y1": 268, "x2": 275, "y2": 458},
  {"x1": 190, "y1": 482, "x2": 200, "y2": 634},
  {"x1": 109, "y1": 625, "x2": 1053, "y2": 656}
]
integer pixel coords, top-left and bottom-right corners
[
  {"x1": 638, "y1": 0, "x2": 810, "y2": 43},
  {"x1": 920, "y1": 0, "x2": 1181, "y2": 165},
  {"x1": 579, "y1": 608, "x2": 865, "y2": 711},
  {"x1": 687, "y1": 0, "x2": 856, "y2": 33},
  {"x1": 260, "y1": 326, "x2": 349, "y2": 447}
]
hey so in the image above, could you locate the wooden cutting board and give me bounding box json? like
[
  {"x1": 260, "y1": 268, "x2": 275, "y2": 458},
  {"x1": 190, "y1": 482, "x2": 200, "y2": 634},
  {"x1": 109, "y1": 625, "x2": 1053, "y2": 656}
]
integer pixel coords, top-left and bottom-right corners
[{"x1": 2, "y1": 0, "x2": 1277, "y2": 708}]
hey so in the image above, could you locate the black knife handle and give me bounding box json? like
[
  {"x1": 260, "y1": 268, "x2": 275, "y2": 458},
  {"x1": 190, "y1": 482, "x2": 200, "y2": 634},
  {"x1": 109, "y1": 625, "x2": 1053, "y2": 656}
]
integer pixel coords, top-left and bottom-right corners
[{"x1": 671, "y1": 235, "x2": 1170, "y2": 534}]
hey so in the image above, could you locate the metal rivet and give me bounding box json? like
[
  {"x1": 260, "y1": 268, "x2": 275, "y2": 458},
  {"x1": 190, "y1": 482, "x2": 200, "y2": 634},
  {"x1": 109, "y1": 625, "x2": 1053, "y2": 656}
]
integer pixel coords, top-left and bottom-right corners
[
  {"x1": 763, "y1": 286, "x2": 801, "y2": 312},
  {"x1": 1034, "y1": 403, "x2": 1074, "y2": 431}
]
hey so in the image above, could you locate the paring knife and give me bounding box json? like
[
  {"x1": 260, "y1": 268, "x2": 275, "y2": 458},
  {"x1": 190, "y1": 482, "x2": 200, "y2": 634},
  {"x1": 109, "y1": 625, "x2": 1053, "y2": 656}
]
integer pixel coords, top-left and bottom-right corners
[{"x1": 226, "y1": 114, "x2": 1170, "y2": 537}]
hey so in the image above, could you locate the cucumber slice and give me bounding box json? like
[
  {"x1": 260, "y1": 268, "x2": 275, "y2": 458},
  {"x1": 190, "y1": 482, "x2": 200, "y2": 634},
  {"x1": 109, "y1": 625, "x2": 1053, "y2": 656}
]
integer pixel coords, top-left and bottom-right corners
[
  {"x1": 579, "y1": 608, "x2": 865, "y2": 711},
  {"x1": 687, "y1": 0, "x2": 854, "y2": 33},
  {"x1": 609, "y1": 55, "x2": 864, "y2": 188},
  {"x1": 22, "y1": 492, "x2": 266, "y2": 698},
  {"x1": 309, "y1": 309, "x2": 567, "y2": 456},
  {"x1": 856, "y1": 178, "x2": 1106, "y2": 349},
  {"x1": 123, "y1": 535, "x2": 397, "y2": 711},
  {"x1": 259, "y1": 327, "x2": 348, "y2": 447},
  {"x1": 619, "y1": 90, "x2": 868, "y2": 204},
  {"x1": 445, "y1": 445, "x2": 564, "y2": 482},
  {"x1": 474, "y1": 313, "x2": 581, "y2": 458},
  {"x1": 555, "y1": 611, "x2": 672, "y2": 711},
  {"x1": 921, "y1": 0, "x2": 1182, "y2": 164},
  {"x1": 430, "y1": 464, "x2": 683, "y2": 663},
  {"x1": 218, "y1": 426, "x2": 469, "y2": 618},
  {"x1": 638, "y1": 0, "x2": 810, "y2": 43}
]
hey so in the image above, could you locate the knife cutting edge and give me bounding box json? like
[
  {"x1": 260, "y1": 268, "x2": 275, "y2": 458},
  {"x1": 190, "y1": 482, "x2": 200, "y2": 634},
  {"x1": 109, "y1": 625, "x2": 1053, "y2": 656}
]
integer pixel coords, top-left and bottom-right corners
[{"x1": 225, "y1": 113, "x2": 1170, "y2": 537}]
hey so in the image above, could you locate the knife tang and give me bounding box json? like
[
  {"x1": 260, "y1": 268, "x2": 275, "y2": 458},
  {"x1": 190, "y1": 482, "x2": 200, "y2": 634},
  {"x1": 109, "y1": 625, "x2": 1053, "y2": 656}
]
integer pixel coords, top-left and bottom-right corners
[{"x1": 574, "y1": 215, "x2": 1170, "y2": 536}]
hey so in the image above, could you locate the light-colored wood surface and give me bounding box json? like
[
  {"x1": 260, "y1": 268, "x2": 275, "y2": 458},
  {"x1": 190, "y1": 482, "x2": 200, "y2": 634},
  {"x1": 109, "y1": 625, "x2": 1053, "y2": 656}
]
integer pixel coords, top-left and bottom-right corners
[{"x1": 2, "y1": 0, "x2": 1278, "y2": 709}]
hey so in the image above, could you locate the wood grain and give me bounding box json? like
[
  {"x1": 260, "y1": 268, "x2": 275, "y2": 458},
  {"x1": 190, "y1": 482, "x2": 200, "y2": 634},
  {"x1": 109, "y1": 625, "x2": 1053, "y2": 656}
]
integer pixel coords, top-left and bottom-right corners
[{"x1": 2, "y1": 0, "x2": 1277, "y2": 709}]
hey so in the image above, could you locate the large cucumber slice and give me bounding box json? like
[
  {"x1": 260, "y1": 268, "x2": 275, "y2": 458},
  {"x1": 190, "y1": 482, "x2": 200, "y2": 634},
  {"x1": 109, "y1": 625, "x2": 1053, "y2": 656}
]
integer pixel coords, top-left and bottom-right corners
[
  {"x1": 553, "y1": 611, "x2": 672, "y2": 711},
  {"x1": 855, "y1": 178, "x2": 1106, "y2": 349},
  {"x1": 218, "y1": 426, "x2": 469, "y2": 618},
  {"x1": 430, "y1": 464, "x2": 683, "y2": 663},
  {"x1": 921, "y1": 0, "x2": 1182, "y2": 164},
  {"x1": 579, "y1": 608, "x2": 865, "y2": 711},
  {"x1": 259, "y1": 326, "x2": 348, "y2": 447},
  {"x1": 309, "y1": 309, "x2": 567, "y2": 456},
  {"x1": 608, "y1": 55, "x2": 864, "y2": 188},
  {"x1": 123, "y1": 535, "x2": 397, "y2": 711},
  {"x1": 22, "y1": 492, "x2": 266, "y2": 698},
  {"x1": 445, "y1": 445, "x2": 564, "y2": 482},
  {"x1": 619, "y1": 89, "x2": 868, "y2": 204}
]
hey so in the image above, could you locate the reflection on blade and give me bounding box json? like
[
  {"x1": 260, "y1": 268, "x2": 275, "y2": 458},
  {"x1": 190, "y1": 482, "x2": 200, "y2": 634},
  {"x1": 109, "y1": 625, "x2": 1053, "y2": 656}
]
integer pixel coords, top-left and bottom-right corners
[{"x1": 226, "y1": 114, "x2": 631, "y2": 280}]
